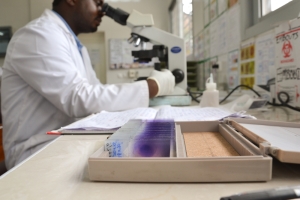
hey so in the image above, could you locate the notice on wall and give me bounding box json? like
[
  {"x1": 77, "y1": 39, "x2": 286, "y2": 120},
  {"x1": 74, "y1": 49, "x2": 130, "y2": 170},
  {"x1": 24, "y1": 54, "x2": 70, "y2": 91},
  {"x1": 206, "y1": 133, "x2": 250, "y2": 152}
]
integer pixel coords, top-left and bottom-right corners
[
  {"x1": 240, "y1": 38, "x2": 256, "y2": 89},
  {"x1": 204, "y1": 6, "x2": 210, "y2": 27},
  {"x1": 210, "y1": 0, "x2": 217, "y2": 22},
  {"x1": 210, "y1": 19, "x2": 219, "y2": 57},
  {"x1": 275, "y1": 19, "x2": 300, "y2": 107},
  {"x1": 229, "y1": 0, "x2": 238, "y2": 8},
  {"x1": 255, "y1": 30, "x2": 276, "y2": 85},
  {"x1": 210, "y1": 16, "x2": 229, "y2": 57},
  {"x1": 228, "y1": 50, "x2": 240, "y2": 89},
  {"x1": 204, "y1": 0, "x2": 210, "y2": 7},
  {"x1": 194, "y1": 31, "x2": 205, "y2": 61},
  {"x1": 204, "y1": 27, "x2": 210, "y2": 59},
  {"x1": 227, "y1": 4, "x2": 241, "y2": 52},
  {"x1": 88, "y1": 48, "x2": 101, "y2": 69},
  {"x1": 218, "y1": 0, "x2": 228, "y2": 15},
  {"x1": 218, "y1": 12, "x2": 228, "y2": 55}
]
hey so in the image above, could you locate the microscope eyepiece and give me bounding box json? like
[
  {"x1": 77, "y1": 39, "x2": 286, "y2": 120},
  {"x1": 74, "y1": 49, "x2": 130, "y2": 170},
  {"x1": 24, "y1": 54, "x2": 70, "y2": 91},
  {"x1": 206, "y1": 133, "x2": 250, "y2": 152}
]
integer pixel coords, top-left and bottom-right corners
[{"x1": 102, "y1": 3, "x2": 129, "y2": 26}]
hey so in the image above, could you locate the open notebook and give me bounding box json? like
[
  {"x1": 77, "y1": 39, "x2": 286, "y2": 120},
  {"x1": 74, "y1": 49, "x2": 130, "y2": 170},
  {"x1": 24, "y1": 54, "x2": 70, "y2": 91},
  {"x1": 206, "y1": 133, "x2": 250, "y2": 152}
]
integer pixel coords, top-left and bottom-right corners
[{"x1": 47, "y1": 106, "x2": 235, "y2": 135}]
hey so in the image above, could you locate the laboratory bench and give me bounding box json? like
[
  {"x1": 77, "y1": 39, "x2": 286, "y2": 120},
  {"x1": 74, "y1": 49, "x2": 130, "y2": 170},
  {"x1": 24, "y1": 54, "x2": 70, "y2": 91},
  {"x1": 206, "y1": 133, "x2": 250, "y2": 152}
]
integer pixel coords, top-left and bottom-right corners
[{"x1": 0, "y1": 107, "x2": 300, "y2": 199}]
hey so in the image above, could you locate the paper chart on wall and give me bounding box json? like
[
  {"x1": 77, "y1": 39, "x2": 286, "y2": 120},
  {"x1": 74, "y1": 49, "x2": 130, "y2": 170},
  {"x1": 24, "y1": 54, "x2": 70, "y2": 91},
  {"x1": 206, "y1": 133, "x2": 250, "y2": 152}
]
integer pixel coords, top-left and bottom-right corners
[
  {"x1": 109, "y1": 39, "x2": 123, "y2": 65},
  {"x1": 88, "y1": 48, "x2": 101, "y2": 69},
  {"x1": 228, "y1": 50, "x2": 240, "y2": 89},
  {"x1": 210, "y1": 0, "x2": 217, "y2": 22},
  {"x1": 229, "y1": 0, "x2": 239, "y2": 8},
  {"x1": 218, "y1": 0, "x2": 228, "y2": 15},
  {"x1": 227, "y1": 4, "x2": 241, "y2": 52},
  {"x1": 204, "y1": 27, "x2": 210, "y2": 59},
  {"x1": 204, "y1": 0, "x2": 210, "y2": 7},
  {"x1": 255, "y1": 30, "x2": 276, "y2": 85},
  {"x1": 218, "y1": 12, "x2": 228, "y2": 55},
  {"x1": 210, "y1": 19, "x2": 219, "y2": 57},
  {"x1": 194, "y1": 31, "x2": 205, "y2": 60},
  {"x1": 240, "y1": 38, "x2": 256, "y2": 88},
  {"x1": 204, "y1": 6, "x2": 210, "y2": 27},
  {"x1": 275, "y1": 19, "x2": 300, "y2": 107}
]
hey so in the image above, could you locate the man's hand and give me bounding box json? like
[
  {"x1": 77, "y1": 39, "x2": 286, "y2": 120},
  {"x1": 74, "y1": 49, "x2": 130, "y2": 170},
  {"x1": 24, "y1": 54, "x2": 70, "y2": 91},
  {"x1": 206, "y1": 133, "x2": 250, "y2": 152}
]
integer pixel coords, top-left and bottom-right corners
[{"x1": 147, "y1": 69, "x2": 175, "y2": 98}]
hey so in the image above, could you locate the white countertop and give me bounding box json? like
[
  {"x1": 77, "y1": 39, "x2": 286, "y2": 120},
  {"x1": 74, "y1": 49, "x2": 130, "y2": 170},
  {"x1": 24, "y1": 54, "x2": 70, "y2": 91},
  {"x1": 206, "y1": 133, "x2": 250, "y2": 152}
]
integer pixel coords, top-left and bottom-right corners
[{"x1": 0, "y1": 107, "x2": 300, "y2": 199}]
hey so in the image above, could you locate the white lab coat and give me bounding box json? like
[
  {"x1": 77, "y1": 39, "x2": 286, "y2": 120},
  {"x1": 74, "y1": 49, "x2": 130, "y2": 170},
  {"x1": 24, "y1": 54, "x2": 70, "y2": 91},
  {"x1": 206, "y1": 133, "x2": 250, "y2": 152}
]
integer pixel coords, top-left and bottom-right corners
[{"x1": 1, "y1": 9, "x2": 149, "y2": 169}]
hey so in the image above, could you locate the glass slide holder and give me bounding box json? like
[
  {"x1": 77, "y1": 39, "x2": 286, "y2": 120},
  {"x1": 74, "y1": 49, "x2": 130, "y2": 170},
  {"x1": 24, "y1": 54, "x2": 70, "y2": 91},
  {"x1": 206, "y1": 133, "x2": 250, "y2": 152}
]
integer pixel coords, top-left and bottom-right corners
[{"x1": 105, "y1": 119, "x2": 176, "y2": 157}]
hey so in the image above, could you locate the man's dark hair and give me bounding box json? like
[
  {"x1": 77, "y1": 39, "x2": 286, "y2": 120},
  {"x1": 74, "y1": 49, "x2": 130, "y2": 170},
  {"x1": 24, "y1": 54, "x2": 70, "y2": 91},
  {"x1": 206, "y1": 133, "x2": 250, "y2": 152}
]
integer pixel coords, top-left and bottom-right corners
[{"x1": 53, "y1": 0, "x2": 63, "y2": 7}]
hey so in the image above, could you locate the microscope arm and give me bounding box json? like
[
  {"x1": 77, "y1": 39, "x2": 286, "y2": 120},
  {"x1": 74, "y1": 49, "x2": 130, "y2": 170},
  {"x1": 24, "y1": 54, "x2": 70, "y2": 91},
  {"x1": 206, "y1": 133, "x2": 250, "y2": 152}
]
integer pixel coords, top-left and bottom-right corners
[
  {"x1": 102, "y1": 3, "x2": 187, "y2": 95},
  {"x1": 131, "y1": 26, "x2": 187, "y2": 95}
]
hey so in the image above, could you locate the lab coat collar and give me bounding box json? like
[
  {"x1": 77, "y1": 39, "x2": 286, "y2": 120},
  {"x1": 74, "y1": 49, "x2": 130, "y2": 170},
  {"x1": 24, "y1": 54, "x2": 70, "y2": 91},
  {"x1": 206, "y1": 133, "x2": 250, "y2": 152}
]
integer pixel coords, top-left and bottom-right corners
[
  {"x1": 41, "y1": 9, "x2": 81, "y2": 55},
  {"x1": 42, "y1": 9, "x2": 70, "y2": 34},
  {"x1": 51, "y1": 10, "x2": 83, "y2": 56},
  {"x1": 41, "y1": 9, "x2": 86, "y2": 74}
]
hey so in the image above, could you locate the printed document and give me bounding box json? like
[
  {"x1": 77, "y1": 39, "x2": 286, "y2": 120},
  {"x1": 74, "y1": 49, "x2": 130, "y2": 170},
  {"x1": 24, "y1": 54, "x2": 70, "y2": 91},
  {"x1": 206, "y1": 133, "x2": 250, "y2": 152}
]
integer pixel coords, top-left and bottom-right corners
[{"x1": 60, "y1": 107, "x2": 233, "y2": 131}]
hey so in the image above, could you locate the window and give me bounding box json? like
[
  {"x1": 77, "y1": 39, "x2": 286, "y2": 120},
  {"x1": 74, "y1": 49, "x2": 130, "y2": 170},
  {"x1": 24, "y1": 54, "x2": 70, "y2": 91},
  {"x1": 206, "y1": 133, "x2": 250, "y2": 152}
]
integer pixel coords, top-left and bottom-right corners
[
  {"x1": 169, "y1": 0, "x2": 193, "y2": 56},
  {"x1": 241, "y1": 0, "x2": 300, "y2": 40},
  {"x1": 261, "y1": 0, "x2": 292, "y2": 17},
  {"x1": 170, "y1": 0, "x2": 182, "y2": 37},
  {"x1": 182, "y1": 0, "x2": 193, "y2": 56}
]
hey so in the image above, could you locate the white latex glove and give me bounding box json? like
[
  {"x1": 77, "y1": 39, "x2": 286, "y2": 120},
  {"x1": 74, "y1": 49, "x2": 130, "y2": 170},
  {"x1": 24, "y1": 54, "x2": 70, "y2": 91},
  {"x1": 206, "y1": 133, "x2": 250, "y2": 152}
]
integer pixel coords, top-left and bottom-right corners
[{"x1": 147, "y1": 69, "x2": 175, "y2": 97}]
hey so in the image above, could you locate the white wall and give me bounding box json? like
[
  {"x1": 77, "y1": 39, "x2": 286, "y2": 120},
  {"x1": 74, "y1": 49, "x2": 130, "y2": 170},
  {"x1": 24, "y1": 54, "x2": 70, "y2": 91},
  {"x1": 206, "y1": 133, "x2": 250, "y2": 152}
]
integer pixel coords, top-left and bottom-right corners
[
  {"x1": 0, "y1": 0, "x2": 30, "y2": 32},
  {"x1": 30, "y1": 0, "x2": 52, "y2": 19},
  {"x1": 0, "y1": 0, "x2": 31, "y2": 66}
]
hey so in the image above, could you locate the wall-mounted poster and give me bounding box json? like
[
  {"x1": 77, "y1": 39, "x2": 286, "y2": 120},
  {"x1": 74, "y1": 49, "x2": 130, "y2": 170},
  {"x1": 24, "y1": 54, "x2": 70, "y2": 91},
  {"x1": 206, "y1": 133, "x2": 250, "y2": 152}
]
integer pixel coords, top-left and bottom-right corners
[
  {"x1": 218, "y1": 0, "x2": 228, "y2": 15},
  {"x1": 227, "y1": 3, "x2": 241, "y2": 52},
  {"x1": 204, "y1": 0, "x2": 210, "y2": 7},
  {"x1": 194, "y1": 31, "x2": 205, "y2": 61},
  {"x1": 204, "y1": 6, "x2": 210, "y2": 26},
  {"x1": 255, "y1": 30, "x2": 275, "y2": 85},
  {"x1": 204, "y1": 27, "x2": 210, "y2": 59},
  {"x1": 275, "y1": 19, "x2": 300, "y2": 107},
  {"x1": 210, "y1": 19, "x2": 219, "y2": 57},
  {"x1": 228, "y1": 50, "x2": 240, "y2": 89},
  {"x1": 240, "y1": 38, "x2": 256, "y2": 89},
  {"x1": 218, "y1": 12, "x2": 228, "y2": 55},
  {"x1": 210, "y1": 0, "x2": 217, "y2": 22},
  {"x1": 228, "y1": 0, "x2": 238, "y2": 8}
]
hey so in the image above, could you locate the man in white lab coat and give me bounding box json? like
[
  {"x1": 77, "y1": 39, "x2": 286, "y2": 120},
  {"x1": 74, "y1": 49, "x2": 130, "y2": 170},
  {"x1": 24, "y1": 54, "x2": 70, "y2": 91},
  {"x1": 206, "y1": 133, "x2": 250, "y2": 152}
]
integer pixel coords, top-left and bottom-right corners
[{"x1": 1, "y1": 0, "x2": 175, "y2": 170}]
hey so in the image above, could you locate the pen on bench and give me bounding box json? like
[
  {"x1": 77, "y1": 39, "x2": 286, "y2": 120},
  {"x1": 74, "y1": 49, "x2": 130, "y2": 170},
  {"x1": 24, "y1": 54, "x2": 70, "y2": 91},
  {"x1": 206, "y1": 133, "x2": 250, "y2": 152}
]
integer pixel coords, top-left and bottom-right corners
[{"x1": 220, "y1": 185, "x2": 300, "y2": 200}]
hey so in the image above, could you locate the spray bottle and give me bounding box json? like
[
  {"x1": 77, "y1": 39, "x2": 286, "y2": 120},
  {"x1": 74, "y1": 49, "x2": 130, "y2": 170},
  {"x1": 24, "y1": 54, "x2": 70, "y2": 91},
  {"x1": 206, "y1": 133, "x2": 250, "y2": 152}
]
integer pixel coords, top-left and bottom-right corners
[{"x1": 200, "y1": 73, "x2": 219, "y2": 107}]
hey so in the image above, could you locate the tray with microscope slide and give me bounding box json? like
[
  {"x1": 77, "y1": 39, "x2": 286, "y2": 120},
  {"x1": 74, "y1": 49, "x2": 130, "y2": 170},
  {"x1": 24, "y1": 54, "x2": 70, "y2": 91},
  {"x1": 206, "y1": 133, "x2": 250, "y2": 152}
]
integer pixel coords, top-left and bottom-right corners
[{"x1": 88, "y1": 118, "x2": 300, "y2": 182}]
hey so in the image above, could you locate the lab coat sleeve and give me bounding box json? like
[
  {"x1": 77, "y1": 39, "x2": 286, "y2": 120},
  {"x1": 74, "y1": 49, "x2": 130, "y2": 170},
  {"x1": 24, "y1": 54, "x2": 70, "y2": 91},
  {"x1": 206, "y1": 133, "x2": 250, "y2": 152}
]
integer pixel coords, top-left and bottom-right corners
[{"x1": 7, "y1": 23, "x2": 149, "y2": 118}]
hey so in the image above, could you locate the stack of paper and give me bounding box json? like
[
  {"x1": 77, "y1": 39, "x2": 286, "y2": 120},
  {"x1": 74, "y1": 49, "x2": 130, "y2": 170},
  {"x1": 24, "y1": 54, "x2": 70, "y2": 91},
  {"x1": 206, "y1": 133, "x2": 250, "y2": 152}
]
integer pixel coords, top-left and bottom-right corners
[
  {"x1": 48, "y1": 106, "x2": 237, "y2": 135},
  {"x1": 61, "y1": 107, "x2": 158, "y2": 132}
]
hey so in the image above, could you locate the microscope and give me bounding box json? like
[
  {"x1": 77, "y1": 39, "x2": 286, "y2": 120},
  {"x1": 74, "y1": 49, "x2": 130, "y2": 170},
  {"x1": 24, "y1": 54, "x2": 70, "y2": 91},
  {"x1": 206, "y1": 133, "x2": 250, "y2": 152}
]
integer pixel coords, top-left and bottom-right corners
[{"x1": 103, "y1": 3, "x2": 191, "y2": 106}]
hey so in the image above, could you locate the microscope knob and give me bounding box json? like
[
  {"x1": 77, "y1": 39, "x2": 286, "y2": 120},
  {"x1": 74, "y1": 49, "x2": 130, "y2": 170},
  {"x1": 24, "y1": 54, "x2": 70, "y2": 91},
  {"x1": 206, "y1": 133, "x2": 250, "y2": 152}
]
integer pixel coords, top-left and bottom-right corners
[{"x1": 172, "y1": 69, "x2": 184, "y2": 84}]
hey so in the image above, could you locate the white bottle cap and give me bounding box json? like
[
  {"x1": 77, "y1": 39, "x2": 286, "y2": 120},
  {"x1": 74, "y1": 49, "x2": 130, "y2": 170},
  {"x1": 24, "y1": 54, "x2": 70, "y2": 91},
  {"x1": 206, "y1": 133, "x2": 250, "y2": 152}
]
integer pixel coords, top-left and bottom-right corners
[{"x1": 206, "y1": 73, "x2": 216, "y2": 91}]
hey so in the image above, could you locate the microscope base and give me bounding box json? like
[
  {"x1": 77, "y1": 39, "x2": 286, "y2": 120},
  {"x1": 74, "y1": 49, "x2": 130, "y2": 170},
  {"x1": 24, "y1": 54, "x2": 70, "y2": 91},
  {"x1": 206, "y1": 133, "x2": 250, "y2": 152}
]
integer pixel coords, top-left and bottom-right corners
[{"x1": 149, "y1": 95, "x2": 191, "y2": 106}]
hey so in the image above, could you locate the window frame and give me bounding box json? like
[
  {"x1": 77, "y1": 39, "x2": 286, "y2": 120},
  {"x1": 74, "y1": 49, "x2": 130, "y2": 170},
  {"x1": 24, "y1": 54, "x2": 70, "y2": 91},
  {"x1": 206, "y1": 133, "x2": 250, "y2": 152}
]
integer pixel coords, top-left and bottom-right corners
[
  {"x1": 169, "y1": 0, "x2": 194, "y2": 57},
  {"x1": 241, "y1": 0, "x2": 300, "y2": 40}
]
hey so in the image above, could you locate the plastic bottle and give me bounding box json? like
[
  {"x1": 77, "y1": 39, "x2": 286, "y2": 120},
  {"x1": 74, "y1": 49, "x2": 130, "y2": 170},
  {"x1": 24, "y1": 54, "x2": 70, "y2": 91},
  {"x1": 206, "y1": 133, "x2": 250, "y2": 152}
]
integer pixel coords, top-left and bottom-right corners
[{"x1": 199, "y1": 73, "x2": 219, "y2": 107}]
